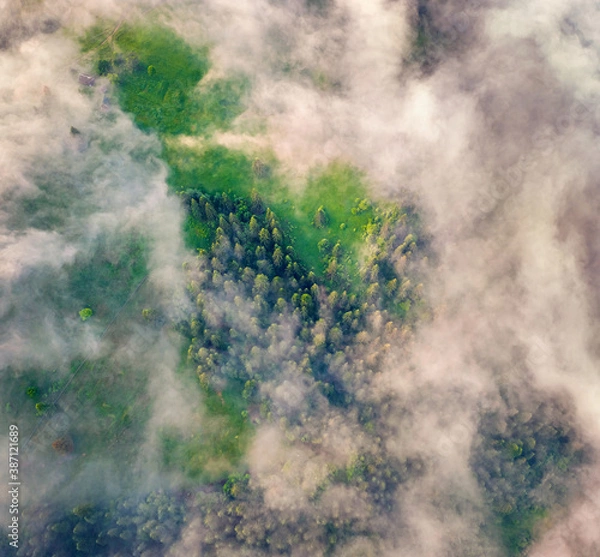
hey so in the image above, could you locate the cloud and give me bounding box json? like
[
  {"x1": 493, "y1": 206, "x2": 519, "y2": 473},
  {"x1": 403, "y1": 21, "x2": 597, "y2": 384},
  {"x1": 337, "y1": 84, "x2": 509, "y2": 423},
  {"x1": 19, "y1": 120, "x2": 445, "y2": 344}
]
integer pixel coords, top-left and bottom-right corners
[
  {"x1": 177, "y1": 0, "x2": 600, "y2": 553},
  {"x1": 0, "y1": 1, "x2": 191, "y2": 529}
]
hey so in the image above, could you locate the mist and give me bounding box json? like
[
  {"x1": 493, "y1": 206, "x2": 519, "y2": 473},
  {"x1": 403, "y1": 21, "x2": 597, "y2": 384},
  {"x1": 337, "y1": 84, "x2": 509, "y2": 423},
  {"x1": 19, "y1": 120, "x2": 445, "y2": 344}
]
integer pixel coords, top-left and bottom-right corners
[
  {"x1": 176, "y1": 1, "x2": 600, "y2": 551},
  {"x1": 0, "y1": 0, "x2": 194, "y2": 533},
  {"x1": 2, "y1": 0, "x2": 600, "y2": 556}
]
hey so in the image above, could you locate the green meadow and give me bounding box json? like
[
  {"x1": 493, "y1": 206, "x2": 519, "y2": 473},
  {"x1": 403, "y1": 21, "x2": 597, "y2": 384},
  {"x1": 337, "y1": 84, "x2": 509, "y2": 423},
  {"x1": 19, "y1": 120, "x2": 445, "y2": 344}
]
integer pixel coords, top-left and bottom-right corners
[
  {"x1": 81, "y1": 22, "x2": 378, "y2": 280},
  {"x1": 81, "y1": 22, "x2": 247, "y2": 136},
  {"x1": 165, "y1": 142, "x2": 375, "y2": 281}
]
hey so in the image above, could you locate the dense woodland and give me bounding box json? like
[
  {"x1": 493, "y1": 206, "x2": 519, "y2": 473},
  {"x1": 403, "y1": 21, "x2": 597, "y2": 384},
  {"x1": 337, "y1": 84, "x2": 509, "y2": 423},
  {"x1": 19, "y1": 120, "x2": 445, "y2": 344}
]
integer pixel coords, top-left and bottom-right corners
[{"x1": 14, "y1": 183, "x2": 588, "y2": 557}]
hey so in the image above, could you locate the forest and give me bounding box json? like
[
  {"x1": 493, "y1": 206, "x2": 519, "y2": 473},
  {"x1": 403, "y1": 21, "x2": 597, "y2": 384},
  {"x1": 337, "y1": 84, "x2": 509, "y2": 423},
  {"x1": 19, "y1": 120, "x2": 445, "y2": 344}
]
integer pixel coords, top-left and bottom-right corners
[{"x1": 1, "y1": 2, "x2": 598, "y2": 557}]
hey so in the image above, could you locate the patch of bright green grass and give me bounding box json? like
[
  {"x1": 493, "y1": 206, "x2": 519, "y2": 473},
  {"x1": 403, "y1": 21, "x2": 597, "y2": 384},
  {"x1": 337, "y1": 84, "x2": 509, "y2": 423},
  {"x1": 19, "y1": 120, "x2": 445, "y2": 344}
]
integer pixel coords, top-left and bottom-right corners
[
  {"x1": 163, "y1": 343, "x2": 253, "y2": 483},
  {"x1": 193, "y1": 77, "x2": 251, "y2": 132},
  {"x1": 159, "y1": 379, "x2": 252, "y2": 483},
  {"x1": 497, "y1": 506, "x2": 548, "y2": 556},
  {"x1": 83, "y1": 23, "x2": 373, "y2": 284},
  {"x1": 167, "y1": 142, "x2": 374, "y2": 280},
  {"x1": 183, "y1": 214, "x2": 212, "y2": 252},
  {"x1": 67, "y1": 233, "x2": 148, "y2": 321},
  {"x1": 111, "y1": 24, "x2": 208, "y2": 134},
  {"x1": 81, "y1": 23, "x2": 247, "y2": 136},
  {"x1": 166, "y1": 144, "x2": 256, "y2": 195},
  {"x1": 295, "y1": 161, "x2": 375, "y2": 276}
]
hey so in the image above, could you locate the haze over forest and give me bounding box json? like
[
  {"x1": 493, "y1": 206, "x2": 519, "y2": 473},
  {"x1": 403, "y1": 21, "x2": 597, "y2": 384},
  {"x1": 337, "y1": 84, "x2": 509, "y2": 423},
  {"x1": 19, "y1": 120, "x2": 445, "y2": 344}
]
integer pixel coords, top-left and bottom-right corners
[{"x1": 1, "y1": 0, "x2": 600, "y2": 556}]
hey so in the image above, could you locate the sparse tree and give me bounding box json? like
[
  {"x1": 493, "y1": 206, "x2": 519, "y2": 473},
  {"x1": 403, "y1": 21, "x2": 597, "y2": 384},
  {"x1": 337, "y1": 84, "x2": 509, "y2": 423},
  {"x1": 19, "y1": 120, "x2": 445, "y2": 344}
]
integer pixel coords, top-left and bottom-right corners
[
  {"x1": 258, "y1": 227, "x2": 271, "y2": 245},
  {"x1": 249, "y1": 215, "x2": 260, "y2": 237},
  {"x1": 313, "y1": 206, "x2": 329, "y2": 228}
]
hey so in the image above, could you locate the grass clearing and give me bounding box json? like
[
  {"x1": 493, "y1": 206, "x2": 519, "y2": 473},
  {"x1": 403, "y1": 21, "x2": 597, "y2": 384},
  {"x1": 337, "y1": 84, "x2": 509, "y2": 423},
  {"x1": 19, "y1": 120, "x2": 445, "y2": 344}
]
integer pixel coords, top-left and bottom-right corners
[
  {"x1": 295, "y1": 162, "x2": 375, "y2": 276},
  {"x1": 82, "y1": 21, "x2": 376, "y2": 284},
  {"x1": 166, "y1": 141, "x2": 375, "y2": 281},
  {"x1": 159, "y1": 372, "x2": 252, "y2": 483},
  {"x1": 81, "y1": 23, "x2": 247, "y2": 136},
  {"x1": 67, "y1": 232, "x2": 148, "y2": 321}
]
